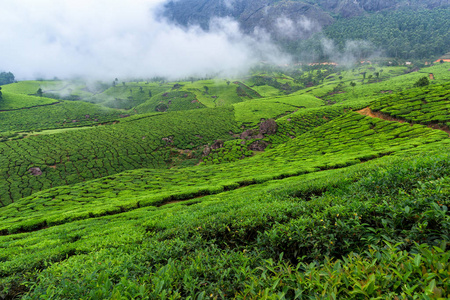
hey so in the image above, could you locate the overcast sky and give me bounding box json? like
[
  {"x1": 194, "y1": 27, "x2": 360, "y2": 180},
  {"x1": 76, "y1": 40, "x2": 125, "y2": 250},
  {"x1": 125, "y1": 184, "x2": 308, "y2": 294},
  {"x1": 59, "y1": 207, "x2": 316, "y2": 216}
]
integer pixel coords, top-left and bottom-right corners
[{"x1": 1, "y1": 0, "x2": 289, "y2": 80}]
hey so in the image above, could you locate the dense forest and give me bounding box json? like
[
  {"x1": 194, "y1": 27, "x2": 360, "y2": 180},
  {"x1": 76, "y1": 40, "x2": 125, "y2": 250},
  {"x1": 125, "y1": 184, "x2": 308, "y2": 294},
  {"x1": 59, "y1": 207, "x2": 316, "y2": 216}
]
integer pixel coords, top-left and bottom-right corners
[
  {"x1": 322, "y1": 9, "x2": 450, "y2": 59},
  {"x1": 163, "y1": 0, "x2": 450, "y2": 61},
  {"x1": 0, "y1": 72, "x2": 15, "y2": 100},
  {"x1": 283, "y1": 9, "x2": 450, "y2": 60},
  {"x1": 0, "y1": 72, "x2": 15, "y2": 87}
]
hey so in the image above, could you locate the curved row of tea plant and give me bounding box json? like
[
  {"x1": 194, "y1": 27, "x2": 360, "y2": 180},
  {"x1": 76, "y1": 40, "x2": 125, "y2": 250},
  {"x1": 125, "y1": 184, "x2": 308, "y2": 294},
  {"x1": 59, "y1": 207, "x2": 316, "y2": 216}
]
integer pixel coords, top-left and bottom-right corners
[
  {"x1": 86, "y1": 83, "x2": 171, "y2": 110},
  {"x1": 371, "y1": 82, "x2": 450, "y2": 126},
  {"x1": 301, "y1": 63, "x2": 450, "y2": 107},
  {"x1": 233, "y1": 94, "x2": 323, "y2": 127},
  {"x1": 0, "y1": 101, "x2": 125, "y2": 135},
  {"x1": 135, "y1": 91, "x2": 205, "y2": 114},
  {"x1": 180, "y1": 79, "x2": 244, "y2": 107},
  {"x1": 0, "y1": 112, "x2": 446, "y2": 233},
  {"x1": 201, "y1": 139, "x2": 254, "y2": 165},
  {"x1": 0, "y1": 107, "x2": 238, "y2": 206},
  {"x1": 0, "y1": 92, "x2": 58, "y2": 111},
  {"x1": 264, "y1": 103, "x2": 364, "y2": 147},
  {"x1": 1, "y1": 146, "x2": 449, "y2": 298}
]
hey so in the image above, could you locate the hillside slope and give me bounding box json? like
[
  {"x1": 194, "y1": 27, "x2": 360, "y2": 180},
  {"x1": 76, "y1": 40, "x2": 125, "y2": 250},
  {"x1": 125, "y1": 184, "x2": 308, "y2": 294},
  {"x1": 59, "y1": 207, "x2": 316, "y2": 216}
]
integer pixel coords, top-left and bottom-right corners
[{"x1": 1, "y1": 63, "x2": 450, "y2": 298}]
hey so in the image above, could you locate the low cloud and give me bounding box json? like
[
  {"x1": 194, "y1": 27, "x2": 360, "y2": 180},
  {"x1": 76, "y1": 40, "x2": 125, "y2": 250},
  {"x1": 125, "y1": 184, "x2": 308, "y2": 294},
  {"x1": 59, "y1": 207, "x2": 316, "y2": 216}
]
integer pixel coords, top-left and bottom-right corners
[
  {"x1": 274, "y1": 16, "x2": 320, "y2": 40},
  {"x1": 320, "y1": 38, "x2": 381, "y2": 66},
  {"x1": 0, "y1": 0, "x2": 290, "y2": 80},
  {"x1": 223, "y1": 0, "x2": 236, "y2": 10}
]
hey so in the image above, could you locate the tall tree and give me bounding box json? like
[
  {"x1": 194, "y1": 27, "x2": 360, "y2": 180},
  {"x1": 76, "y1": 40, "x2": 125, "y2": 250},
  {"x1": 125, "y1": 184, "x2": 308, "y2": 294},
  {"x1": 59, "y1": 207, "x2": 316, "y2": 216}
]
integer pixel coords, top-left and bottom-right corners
[{"x1": 0, "y1": 72, "x2": 15, "y2": 85}]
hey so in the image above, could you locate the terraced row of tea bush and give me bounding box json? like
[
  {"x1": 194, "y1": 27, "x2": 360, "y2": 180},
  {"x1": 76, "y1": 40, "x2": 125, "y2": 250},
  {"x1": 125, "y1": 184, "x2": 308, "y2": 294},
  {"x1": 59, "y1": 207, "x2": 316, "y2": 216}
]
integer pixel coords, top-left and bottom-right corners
[
  {"x1": 263, "y1": 103, "x2": 364, "y2": 146},
  {"x1": 1, "y1": 81, "x2": 65, "y2": 96},
  {"x1": 1, "y1": 145, "x2": 449, "y2": 298},
  {"x1": 371, "y1": 82, "x2": 450, "y2": 126},
  {"x1": 200, "y1": 139, "x2": 254, "y2": 165},
  {"x1": 2, "y1": 80, "x2": 169, "y2": 111},
  {"x1": 0, "y1": 112, "x2": 446, "y2": 233},
  {"x1": 86, "y1": 83, "x2": 172, "y2": 110},
  {"x1": 1, "y1": 80, "x2": 108, "y2": 103},
  {"x1": 180, "y1": 79, "x2": 244, "y2": 107},
  {"x1": 233, "y1": 94, "x2": 323, "y2": 127},
  {"x1": 0, "y1": 107, "x2": 238, "y2": 206},
  {"x1": 0, "y1": 101, "x2": 125, "y2": 135},
  {"x1": 0, "y1": 92, "x2": 57, "y2": 111},
  {"x1": 135, "y1": 91, "x2": 205, "y2": 113},
  {"x1": 297, "y1": 63, "x2": 450, "y2": 106},
  {"x1": 244, "y1": 74, "x2": 303, "y2": 95},
  {"x1": 202, "y1": 104, "x2": 367, "y2": 164},
  {"x1": 86, "y1": 79, "x2": 260, "y2": 110},
  {"x1": 1, "y1": 64, "x2": 449, "y2": 298},
  {"x1": 263, "y1": 112, "x2": 446, "y2": 165},
  {"x1": 201, "y1": 105, "x2": 362, "y2": 164}
]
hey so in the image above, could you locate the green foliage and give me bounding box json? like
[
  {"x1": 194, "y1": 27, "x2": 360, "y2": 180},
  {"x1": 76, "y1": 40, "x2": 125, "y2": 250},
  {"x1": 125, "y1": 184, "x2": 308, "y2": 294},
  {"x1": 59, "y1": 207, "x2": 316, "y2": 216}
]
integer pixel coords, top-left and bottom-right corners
[
  {"x1": 289, "y1": 9, "x2": 450, "y2": 60},
  {"x1": 0, "y1": 92, "x2": 57, "y2": 111},
  {"x1": 371, "y1": 82, "x2": 450, "y2": 125},
  {"x1": 1, "y1": 65, "x2": 450, "y2": 298},
  {"x1": 1, "y1": 81, "x2": 47, "y2": 95},
  {"x1": 0, "y1": 72, "x2": 15, "y2": 85},
  {"x1": 264, "y1": 104, "x2": 359, "y2": 146},
  {"x1": 135, "y1": 91, "x2": 205, "y2": 113},
  {"x1": 233, "y1": 94, "x2": 323, "y2": 127},
  {"x1": 414, "y1": 76, "x2": 430, "y2": 87},
  {"x1": 1, "y1": 147, "x2": 450, "y2": 299},
  {"x1": 328, "y1": 8, "x2": 450, "y2": 59},
  {"x1": 0, "y1": 101, "x2": 123, "y2": 135},
  {"x1": 181, "y1": 79, "x2": 244, "y2": 107},
  {"x1": 249, "y1": 75, "x2": 302, "y2": 95},
  {"x1": 235, "y1": 82, "x2": 261, "y2": 99},
  {"x1": 0, "y1": 107, "x2": 238, "y2": 205},
  {"x1": 87, "y1": 82, "x2": 170, "y2": 110},
  {"x1": 201, "y1": 139, "x2": 254, "y2": 165},
  {"x1": 0, "y1": 112, "x2": 446, "y2": 229}
]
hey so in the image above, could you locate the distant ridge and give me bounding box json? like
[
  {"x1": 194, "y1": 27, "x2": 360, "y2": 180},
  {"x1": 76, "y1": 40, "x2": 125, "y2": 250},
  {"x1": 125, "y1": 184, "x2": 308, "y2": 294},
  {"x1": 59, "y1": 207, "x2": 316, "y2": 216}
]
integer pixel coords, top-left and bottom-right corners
[{"x1": 163, "y1": 0, "x2": 450, "y2": 37}]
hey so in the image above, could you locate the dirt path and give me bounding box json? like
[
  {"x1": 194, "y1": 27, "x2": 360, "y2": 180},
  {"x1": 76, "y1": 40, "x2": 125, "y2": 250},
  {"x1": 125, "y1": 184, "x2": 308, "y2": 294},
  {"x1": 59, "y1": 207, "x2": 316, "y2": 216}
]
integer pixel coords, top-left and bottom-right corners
[{"x1": 357, "y1": 107, "x2": 450, "y2": 136}]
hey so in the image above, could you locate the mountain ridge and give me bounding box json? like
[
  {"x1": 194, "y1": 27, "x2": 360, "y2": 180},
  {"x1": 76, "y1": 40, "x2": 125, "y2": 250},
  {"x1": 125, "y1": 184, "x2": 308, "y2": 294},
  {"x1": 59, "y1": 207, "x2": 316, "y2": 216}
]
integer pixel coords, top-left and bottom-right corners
[{"x1": 162, "y1": 0, "x2": 450, "y2": 40}]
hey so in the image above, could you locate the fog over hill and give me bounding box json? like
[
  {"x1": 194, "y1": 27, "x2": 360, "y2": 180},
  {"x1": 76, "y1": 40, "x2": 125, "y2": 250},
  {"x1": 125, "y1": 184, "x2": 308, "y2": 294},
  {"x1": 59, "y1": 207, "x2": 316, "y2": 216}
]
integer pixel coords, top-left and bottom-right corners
[
  {"x1": 0, "y1": 0, "x2": 289, "y2": 80},
  {"x1": 163, "y1": 0, "x2": 450, "y2": 38},
  {"x1": 2, "y1": 0, "x2": 449, "y2": 80}
]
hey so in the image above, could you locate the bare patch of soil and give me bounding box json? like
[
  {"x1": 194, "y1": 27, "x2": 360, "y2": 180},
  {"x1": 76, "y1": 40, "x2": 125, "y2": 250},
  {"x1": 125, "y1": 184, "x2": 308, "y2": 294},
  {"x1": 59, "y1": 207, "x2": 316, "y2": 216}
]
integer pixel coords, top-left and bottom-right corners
[{"x1": 357, "y1": 107, "x2": 406, "y2": 123}]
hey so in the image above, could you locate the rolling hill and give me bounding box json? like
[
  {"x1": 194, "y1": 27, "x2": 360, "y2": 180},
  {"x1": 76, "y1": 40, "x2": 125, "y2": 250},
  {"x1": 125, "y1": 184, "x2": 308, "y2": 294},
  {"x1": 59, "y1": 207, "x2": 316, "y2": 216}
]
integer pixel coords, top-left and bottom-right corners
[{"x1": 0, "y1": 61, "x2": 450, "y2": 298}]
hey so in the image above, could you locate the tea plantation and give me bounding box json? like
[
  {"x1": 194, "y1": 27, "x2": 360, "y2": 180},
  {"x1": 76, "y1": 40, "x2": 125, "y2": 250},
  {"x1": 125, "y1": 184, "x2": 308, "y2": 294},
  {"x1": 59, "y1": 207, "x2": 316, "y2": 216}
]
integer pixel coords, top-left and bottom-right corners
[
  {"x1": 0, "y1": 101, "x2": 125, "y2": 136},
  {"x1": 371, "y1": 82, "x2": 450, "y2": 126},
  {"x1": 0, "y1": 107, "x2": 239, "y2": 205},
  {"x1": 0, "y1": 62, "x2": 450, "y2": 299}
]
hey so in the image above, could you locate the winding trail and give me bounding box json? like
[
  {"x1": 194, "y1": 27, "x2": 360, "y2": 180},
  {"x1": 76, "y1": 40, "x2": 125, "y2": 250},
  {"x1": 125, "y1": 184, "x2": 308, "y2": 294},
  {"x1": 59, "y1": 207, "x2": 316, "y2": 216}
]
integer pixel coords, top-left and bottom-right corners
[{"x1": 357, "y1": 107, "x2": 450, "y2": 136}]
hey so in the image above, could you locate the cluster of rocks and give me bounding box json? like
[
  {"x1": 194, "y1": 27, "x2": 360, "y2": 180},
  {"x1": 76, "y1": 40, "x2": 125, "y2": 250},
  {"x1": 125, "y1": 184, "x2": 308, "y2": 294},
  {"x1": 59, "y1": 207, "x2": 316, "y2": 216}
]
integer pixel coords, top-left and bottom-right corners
[
  {"x1": 162, "y1": 136, "x2": 174, "y2": 145},
  {"x1": 203, "y1": 119, "x2": 278, "y2": 155},
  {"x1": 202, "y1": 139, "x2": 224, "y2": 156},
  {"x1": 29, "y1": 167, "x2": 42, "y2": 176}
]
